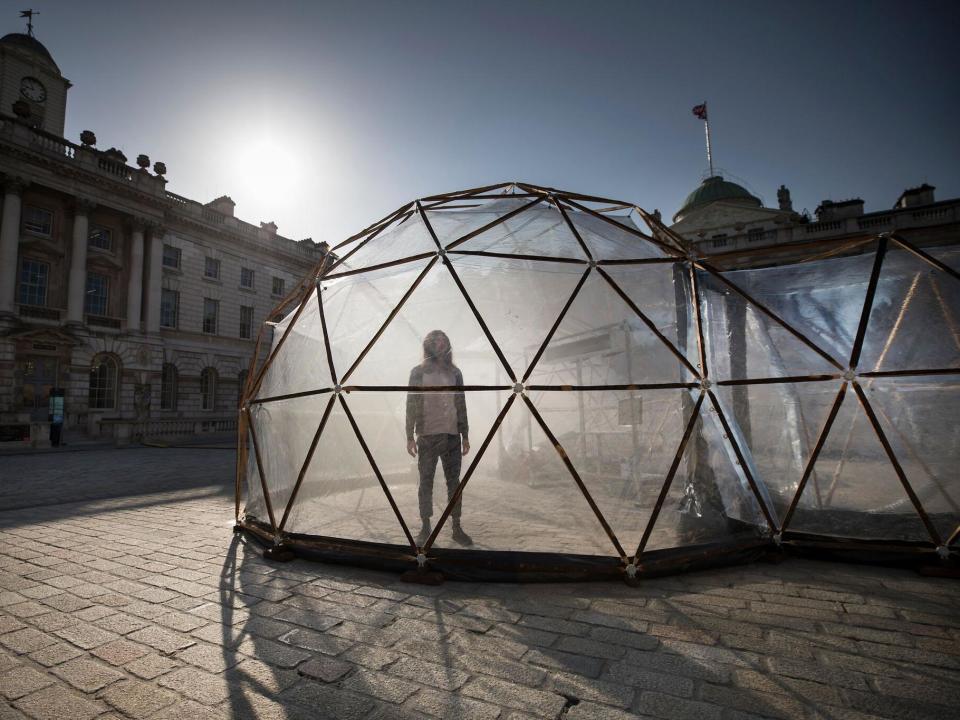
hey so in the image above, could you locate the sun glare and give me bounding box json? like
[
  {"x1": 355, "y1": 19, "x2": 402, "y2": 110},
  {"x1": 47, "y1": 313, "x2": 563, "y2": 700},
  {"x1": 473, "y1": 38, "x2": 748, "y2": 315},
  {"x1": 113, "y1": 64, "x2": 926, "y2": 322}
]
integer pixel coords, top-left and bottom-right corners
[{"x1": 231, "y1": 135, "x2": 302, "y2": 209}]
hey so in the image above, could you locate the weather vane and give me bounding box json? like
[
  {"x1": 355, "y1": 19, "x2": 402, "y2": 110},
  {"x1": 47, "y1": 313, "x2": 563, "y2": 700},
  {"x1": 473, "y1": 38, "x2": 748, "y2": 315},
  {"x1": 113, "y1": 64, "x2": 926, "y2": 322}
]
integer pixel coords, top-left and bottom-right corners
[{"x1": 20, "y1": 9, "x2": 38, "y2": 38}]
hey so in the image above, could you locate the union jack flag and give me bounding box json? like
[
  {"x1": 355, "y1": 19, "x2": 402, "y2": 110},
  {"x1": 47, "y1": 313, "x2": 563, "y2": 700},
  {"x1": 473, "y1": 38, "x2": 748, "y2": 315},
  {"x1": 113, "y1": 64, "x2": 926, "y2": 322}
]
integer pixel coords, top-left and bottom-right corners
[{"x1": 692, "y1": 103, "x2": 707, "y2": 120}]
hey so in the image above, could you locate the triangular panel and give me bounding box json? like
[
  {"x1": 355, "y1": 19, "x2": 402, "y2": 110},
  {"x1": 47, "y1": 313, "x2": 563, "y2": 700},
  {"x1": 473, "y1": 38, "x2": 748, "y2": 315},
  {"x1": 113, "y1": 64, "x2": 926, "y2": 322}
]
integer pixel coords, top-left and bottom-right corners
[
  {"x1": 452, "y1": 254, "x2": 587, "y2": 378},
  {"x1": 339, "y1": 213, "x2": 438, "y2": 272},
  {"x1": 282, "y1": 398, "x2": 410, "y2": 545},
  {"x1": 716, "y1": 253, "x2": 873, "y2": 366},
  {"x1": 530, "y1": 387, "x2": 697, "y2": 554},
  {"x1": 859, "y1": 246, "x2": 960, "y2": 373},
  {"x1": 436, "y1": 395, "x2": 616, "y2": 555},
  {"x1": 567, "y1": 210, "x2": 664, "y2": 261},
  {"x1": 603, "y1": 262, "x2": 699, "y2": 370},
  {"x1": 347, "y1": 389, "x2": 508, "y2": 546},
  {"x1": 642, "y1": 397, "x2": 767, "y2": 553},
  {"x1": 322, "y1": 257, "x2": 434, "y2": 383},
  {"x1": 717, "y1": 380, "x2": 841, "y2": 525},
  {"x1": 256, "y1": 289, "x2": 334, "y2": 400},
  {"x1": 697, "y1": 270, "x2": 841, "y2": 380},
  {"x1": 526, "y1": 271, "x2": 697, "y2": 387},
  {"x1": 868, "y1": 376, "x2": 959, "y2": 543},
  {"x1": 787, "y1": 387, "x2": 932, "y2": 542},
  {"x1": 426, "y1": 197, "x2": 541, "y2": 247},
  {"x1": 245, "y1": 394, "x2": 333, "y2": 526},
  {"x1": 345, "y1": 262, "x2": 509, "y2": 387},
  {"x1": 452, "y1": 203, "x2": 587, "y2": 260}
]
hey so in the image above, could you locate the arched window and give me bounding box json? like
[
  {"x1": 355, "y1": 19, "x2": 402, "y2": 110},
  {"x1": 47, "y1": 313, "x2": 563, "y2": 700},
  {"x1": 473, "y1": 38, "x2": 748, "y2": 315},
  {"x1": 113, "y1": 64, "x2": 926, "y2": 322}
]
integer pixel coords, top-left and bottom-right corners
[
  {"x1": 200, "y1": 367, "x2": 217, "y2": 411},
  {"x1": 88, "y1": 354, "x2": 119, "y2": 409},
  {"x1": 237, "y1": 369, "x2": 248, "y2": 408},
  {"x1": 160, "y1": 363, "x2": 178, "y2": 410}
]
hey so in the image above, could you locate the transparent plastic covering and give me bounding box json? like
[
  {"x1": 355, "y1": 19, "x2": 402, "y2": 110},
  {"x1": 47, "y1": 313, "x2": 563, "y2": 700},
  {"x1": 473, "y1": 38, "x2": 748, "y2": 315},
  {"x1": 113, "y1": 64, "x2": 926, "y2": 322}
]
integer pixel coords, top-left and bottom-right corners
[{"x1": 242, "y1": 185, "x2": 960, "y2": 568}]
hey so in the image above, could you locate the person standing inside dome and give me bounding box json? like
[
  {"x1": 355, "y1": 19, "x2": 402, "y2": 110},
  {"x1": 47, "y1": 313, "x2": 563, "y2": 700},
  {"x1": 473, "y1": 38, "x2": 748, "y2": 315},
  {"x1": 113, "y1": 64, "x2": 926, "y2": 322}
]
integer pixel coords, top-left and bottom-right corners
[{"x1": 406, "y1": 330, "x2": 472, "y2": 546}]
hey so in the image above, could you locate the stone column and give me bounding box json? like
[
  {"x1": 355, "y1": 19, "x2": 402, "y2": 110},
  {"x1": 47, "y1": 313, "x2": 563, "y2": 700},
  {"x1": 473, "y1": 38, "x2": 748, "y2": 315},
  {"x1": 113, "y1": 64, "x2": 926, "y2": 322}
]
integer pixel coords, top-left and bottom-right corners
[
  {"x1": 125, "y1": 220, "x2": 145, "y2": 331},
  {"x1": 144, "y1": 225, "x2": 165, "y2": 333},
  {"x1": 0, "y1": 178, "x2": 27, "y2": 316},
  {"x1": 66, "y1": 198, "x2": 96, "y2": 324}
]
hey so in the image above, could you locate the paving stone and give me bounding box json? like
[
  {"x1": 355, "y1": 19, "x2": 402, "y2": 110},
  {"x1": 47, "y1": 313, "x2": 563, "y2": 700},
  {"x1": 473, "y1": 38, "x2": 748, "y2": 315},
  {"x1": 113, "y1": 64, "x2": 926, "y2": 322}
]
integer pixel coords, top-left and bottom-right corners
[
  {"x1": 603, "y1": 662, "x2": 694, "y2": 698},
  {"x1": 455, "y1": 652, "x2": 547, "y2": 688},
  {"x1": 408, "y1": 688, "x2": 502, "y2": 720},
  {"x1": 566, "y1": 701, "x2": 645, "y2": 720},
  {"x1": 26, "y1": 612, "x2": 76, "y2": 633},
  {"x1": 174, "y1": 642, "x2": 242, "y2": 673},
  {"x1": 279, "y1": 627, "x2": 354, "y2": 656},
  {"x1": 225, "y1": 658, "x2": 300, "y2": 694},
  {"x1": 339, "y1": 643, "x2": 401, "y2": 670},
  {"x1": 124, "y1": 652, "x2": 181, "y2": 680},
  {"x1": 157, "y1": 666, "x2": 232, "y2": 704},
  {"x1": 698, "y1": 684, "x2": 808, "y2": 720},
  {"x1": 144, "y1": 698, "x2": 231, "y2": 720},
  {"x1": 298, "y1": 655, "x2": 354, "y2": 683},
  {"x1": 620, "y1": 650, "x2": 730, "y2": 684},
  {"x1": 51, "y1": 657, "x2": 124, "y2": 692},
  {"x1": 126, "y1": 625, "x2": 195, "y2": 653},
  {"x1": 555, "y1": 636, "x2": 628, "y2": 660},
  {"x1": 4, "y1": 602, "x2": 52, "y2": 619},
  {"x1": 0, "y1": 666, "x2": 54, "y2": 700},
  {"x1": 388, "y1": 655, "x2": 469, "y2": 691},
  {"x1": 635, "y1": 691, "x2": 722, "y2": 720},
  {"x1": 92, "y1": 612, "x2": 149, "y2": 635},
  {"x1": 13, "y1": 684, "x2": 104, "y2": 720},
  {"x1": 341, "y1": 668, "x2": 420, "y2": 703},
  {"x1": 548, "y1": 671, "x2": 634, "y2": 708},
  {"x1": 89, "y1": 638, "x2": 151, "y2": 666},
  {"x1": 235, "y1": 636, "x2": 311, "y2": 668},
  {"x1": 522, "y1": 648, "x2": 605, "y2": 679},
  {"x1": 281, "y1": 680, "x2": 375, "y2": 719},
  {"x1": 27, "y1": 642, "x2": 85, "y2": 668},
  {"x1": 0, "y1": 628, "x2": 58, "y2": 654},
  {"x1": 0, "y1": 619, "x2": 25, "y2": 636},
  {"x1": 98, "y1": 678, "x2": 178, "y2": 716},
  {"x1": 52, "y1": 622, "x2": 118, "y2": 650},
  {"x1": 462, "y1": 676, "x2": 567, "y2": 717}
]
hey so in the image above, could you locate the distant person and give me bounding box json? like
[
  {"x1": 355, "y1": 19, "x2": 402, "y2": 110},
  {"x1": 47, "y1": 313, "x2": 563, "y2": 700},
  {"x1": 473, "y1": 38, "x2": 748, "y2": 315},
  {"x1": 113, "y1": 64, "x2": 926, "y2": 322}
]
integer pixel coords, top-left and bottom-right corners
[{"x1": 406, "y1": 330, "x2": 472, "y2": 546}]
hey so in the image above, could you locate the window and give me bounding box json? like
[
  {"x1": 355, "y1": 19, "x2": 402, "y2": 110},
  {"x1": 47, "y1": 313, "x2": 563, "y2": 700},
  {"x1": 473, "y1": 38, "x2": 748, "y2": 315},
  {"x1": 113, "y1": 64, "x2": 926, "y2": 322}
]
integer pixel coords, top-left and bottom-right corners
[
  {"x1": 239, "y1": 305, "x2": 254, "y2": 340},
  {"x1": 17, "y1": 259, "x2": 48, "y2": 306},
  {"x1": 162, "y1": 244, "x2": 181, "y2": 269},
  {"x1": 240, "y1": 267, "x2": 255, "y2": 289},
  {"x1": 160, "y1": 363, "x2": 178, "y2": 410},
  {"x1": 203, "y1": 298, "x2": 219, "y2": 334},
  {"x1": 237, "y1": 370, "x2": 248, "y2": 407},
  {"x1": 88, "y1": 354, "x2": 119, "y2": 410},
  {"x1": 204, "y1": 256, "x2": 220, "y2": 280},
  {"x1": 200, "y1": 368, "x2": 217, "y2": 411},
  {"x1": 23, "y1": 206, "x2": 52, "y2": 236},
  {"x1": 711, "y1": 234, "x2": 729, "y2": 249},
  {"x1": 160, "y1": 289, "x2": 179, "y2": 329},
  {"x1": 84, "y1": 273, "x2": 109, "y2": 316},
  {"x1": 272, "y1": 276, "x2": 285, "y2": 296},
  {"x1": 88, "y1": 226, "x2": 113, "y2": 251},
  {"x1": 747, "y1": 228, "x2": 765, "y2": 243}
]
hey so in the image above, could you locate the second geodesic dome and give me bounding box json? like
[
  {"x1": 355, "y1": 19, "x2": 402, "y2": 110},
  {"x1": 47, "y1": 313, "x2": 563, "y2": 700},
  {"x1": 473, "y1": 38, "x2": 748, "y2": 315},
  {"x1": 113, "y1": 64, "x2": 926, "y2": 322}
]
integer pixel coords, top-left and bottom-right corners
[{"x1": 238, "y1": 182, "x2": 959, "y2": 580}]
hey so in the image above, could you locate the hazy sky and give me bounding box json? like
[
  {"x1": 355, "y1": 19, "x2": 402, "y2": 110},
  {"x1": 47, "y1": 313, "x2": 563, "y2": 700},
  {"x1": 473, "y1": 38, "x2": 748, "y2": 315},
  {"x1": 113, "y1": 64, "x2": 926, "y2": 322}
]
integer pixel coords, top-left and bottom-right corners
[{"x1": 20, "y1": 0, "x2": 960, "y2": 244}]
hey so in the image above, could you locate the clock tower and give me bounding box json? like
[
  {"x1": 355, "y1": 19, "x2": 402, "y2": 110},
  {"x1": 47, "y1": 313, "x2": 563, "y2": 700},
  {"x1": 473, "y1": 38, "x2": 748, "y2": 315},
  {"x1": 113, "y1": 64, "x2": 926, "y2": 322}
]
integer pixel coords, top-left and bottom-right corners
[{"x1": 0, "y1": 31, "x2": 70, "y2": 136}]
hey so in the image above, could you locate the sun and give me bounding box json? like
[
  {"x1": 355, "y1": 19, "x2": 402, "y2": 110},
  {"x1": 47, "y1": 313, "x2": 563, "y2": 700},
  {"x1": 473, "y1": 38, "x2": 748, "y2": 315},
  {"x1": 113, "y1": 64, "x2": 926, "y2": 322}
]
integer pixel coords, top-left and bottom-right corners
[{"x1": 231, "y1": 134, "x2": 302, "y2": 209}]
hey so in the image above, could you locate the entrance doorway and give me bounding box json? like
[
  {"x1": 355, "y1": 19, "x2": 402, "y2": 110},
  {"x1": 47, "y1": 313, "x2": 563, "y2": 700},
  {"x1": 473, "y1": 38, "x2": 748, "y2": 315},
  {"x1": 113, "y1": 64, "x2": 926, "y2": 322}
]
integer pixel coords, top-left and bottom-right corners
[{"x1": 19, "y1": 357, "x2": 58, "y2": 421}]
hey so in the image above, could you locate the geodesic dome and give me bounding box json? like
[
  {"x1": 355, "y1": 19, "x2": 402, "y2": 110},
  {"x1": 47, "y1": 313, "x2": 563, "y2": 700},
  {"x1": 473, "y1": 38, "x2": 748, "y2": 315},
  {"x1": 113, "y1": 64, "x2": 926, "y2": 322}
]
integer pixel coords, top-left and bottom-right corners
[{"x1": 237, "y1": 182, "x2": 959, "y2": 580}]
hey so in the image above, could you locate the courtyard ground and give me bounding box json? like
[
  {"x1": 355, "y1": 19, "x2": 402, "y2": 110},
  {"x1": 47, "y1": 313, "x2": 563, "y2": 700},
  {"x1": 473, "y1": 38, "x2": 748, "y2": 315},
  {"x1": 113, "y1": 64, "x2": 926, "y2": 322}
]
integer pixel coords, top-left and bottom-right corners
[{"x1": 0, "y1": 447, "x2": 957, "y2": 720}]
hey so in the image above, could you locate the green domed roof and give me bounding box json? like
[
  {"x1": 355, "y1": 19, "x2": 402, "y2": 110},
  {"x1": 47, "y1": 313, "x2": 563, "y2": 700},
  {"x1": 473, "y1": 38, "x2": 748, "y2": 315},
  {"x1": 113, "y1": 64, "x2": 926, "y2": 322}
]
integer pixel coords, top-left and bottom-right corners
[{"x1": 673, "y1": 175, "x2": 761, "y2": 222}]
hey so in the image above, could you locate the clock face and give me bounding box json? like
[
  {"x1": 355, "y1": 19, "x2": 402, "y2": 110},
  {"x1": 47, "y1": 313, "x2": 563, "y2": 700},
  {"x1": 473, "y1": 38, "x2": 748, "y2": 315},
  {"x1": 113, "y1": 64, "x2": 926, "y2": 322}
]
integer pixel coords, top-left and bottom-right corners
[{"x1": 20, "y1": 77, "x2": 46, "y2": 103}]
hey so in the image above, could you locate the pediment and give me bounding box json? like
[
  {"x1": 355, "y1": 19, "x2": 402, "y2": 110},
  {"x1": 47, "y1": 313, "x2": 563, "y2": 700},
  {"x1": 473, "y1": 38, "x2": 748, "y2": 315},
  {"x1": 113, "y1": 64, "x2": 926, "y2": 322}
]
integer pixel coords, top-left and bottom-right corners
[{"x1": 5, "y1": 326, "x2": 81, "y2": 346}]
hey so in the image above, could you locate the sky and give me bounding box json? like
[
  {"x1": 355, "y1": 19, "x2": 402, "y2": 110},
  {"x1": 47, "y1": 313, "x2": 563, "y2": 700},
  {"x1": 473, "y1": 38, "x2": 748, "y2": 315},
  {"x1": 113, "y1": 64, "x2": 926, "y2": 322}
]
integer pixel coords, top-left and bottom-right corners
[{"x1": 16, "y1": 0, "x2": 960, "y2": 244}]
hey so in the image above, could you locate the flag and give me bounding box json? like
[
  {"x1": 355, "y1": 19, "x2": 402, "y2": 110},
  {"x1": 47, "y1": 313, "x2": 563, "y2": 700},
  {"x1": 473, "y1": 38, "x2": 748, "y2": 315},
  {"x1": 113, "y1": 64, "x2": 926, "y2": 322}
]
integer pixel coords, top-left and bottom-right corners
[
  {"x1": 692, "y1": 103, "x2": 707, "y2": 121},
  {"x1": 20, "y1": 10, "x2": 33, "y2": 18}
]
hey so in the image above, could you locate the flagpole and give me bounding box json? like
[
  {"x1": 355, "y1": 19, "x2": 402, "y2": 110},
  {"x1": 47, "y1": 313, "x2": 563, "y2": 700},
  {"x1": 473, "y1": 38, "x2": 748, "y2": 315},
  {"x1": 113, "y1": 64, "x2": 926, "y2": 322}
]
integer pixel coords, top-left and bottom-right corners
[{"x1": 704, "y1": 110, "x2": 714, "y2": 177}]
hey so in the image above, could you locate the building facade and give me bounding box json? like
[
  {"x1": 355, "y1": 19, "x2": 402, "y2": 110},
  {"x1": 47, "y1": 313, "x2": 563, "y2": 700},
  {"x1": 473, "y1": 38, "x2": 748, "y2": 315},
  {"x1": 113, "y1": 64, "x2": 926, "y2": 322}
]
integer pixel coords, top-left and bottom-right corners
[
  {"x1": 0, "y1": 32, "x2": 323, "y2": 445},
  {"x1": 670, "y1": 175, "x2": 960, "y2": 264}
]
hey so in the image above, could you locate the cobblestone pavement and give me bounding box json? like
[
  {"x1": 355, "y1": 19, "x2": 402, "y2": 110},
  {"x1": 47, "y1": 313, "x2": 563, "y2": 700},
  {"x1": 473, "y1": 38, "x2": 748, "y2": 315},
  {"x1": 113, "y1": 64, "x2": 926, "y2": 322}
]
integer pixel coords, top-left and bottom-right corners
[{"x1": 0, "y1": 448, "x2": 958, "y2": 719}]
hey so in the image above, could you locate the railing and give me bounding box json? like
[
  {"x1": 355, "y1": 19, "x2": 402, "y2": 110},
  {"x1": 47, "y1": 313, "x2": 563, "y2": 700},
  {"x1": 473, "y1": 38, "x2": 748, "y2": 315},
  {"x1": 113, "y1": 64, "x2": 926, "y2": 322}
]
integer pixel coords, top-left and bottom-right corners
[
  {"x1": 805, "y1": 220, "x2": 845, "y2": 234},
  {"x1": 18, "y1": 304, "x2": 61, "y2": 320},
  {"x1": 912, "y1": 207, "x2": 950, "y2": 221},
  {"x1": 858, "y1": 216, "x2": 892, "y2": 230},
  {"x1": 29, "y1": 133, "x2": 75, "y2": 159},
  {"x1": 99, "y1": 415, "x2": 237, "y2": 445},
  {"x1": 86, "y1": 314, "x2": 122, "y2": 329}
]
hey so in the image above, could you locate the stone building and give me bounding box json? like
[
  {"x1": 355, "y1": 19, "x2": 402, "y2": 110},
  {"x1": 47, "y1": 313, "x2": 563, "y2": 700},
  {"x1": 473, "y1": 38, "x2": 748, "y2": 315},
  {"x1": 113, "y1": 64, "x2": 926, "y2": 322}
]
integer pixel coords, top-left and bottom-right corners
[
  {"x1": 0, "y1": 31, "x2": 324, "y2": 446},
  {"x1": 670, "y1": 174, "x2": 959, "y2": 263}
]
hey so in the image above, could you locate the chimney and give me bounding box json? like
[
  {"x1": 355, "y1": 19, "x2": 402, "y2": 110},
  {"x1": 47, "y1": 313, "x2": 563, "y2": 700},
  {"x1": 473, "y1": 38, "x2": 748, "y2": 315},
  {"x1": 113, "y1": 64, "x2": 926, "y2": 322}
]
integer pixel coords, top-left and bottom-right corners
[
  {"x1": 777, "y1": 185, "x2": 793, "y2": 212},
  {"x1": 260, "y1": 221, "x2": 278, "y2": 237},
  {"x1": 894, "y1": 184, "x2": 935, "y2": 209},
  {"x1": 815, "y1": 198, "x2": 864, "y2": 222},
  {"x1": 205, "y1": 196, "x2": 236, "y2": 217}
]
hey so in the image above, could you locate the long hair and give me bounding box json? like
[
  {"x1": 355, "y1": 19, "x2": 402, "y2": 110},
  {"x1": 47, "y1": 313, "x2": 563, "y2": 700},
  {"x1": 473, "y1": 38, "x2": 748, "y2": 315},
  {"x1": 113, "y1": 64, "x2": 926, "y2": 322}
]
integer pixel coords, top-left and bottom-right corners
[{"x1": 421, "y1": 329, "x2": 454, "y2": 369}]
